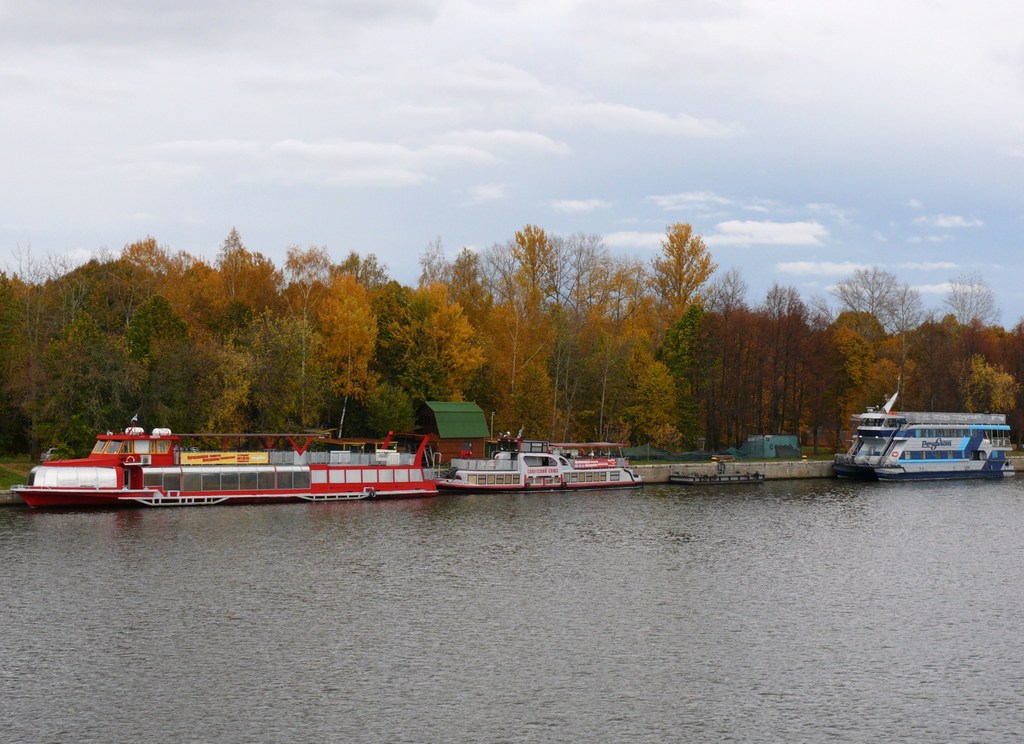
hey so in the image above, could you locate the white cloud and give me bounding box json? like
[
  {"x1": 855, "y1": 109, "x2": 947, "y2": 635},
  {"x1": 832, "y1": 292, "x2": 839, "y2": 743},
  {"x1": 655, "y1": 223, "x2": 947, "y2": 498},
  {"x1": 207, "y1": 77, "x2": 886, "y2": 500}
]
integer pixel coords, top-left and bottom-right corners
[
  {"x1": 604, "y1": 231, "x2": 664, "y2": 249},
  {"x1": 466, "y1": 184, "x2": 508, "y2": 203},
  {"x1": 742, "y1": 199, "x2": 783, "y2": 214},
  {"x1": 706, "y1": 220, "x2": 829, "y2": 246},
  {"x1": 777, "y1": 261, "x2": 865, "y2": 276},
  {"x1": 132, "y1": 132, "x2": 566, "y2": 188},
  {"x1": 649, "y1": 191, "x2": 733, "y2": 211},
  {"x1": 907, "y1": 235, "x2": 954, "y2": 244},
  {"x1": 438, "y1": 129, "x2": 571, "y2": 156},
  {"x1": 896, "y1": 261, "x2": 959, "y2": 271},
  {"x1": 913, "y1": 214, "x2": 984, "y2": 228},
  {"x1": 806, "y1": 202, "x2": 851, "y2": 225},
  {"x1": 913, "y1": 282, "x2": 954, "y2": 295},
  {"x1": 550, "y1": 198, "x2": 611, "y2": 213},
  {"x1": 540, "y1": 102, "x2": 740, "y2": 137}
]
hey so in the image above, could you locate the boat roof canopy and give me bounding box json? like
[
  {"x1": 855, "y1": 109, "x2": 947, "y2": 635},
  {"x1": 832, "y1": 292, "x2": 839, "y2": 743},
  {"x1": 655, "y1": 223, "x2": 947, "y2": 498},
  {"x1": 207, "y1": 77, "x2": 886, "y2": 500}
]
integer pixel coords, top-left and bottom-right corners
[{"x1": 551, "y1": 442, "x2": 626, "y2": 448}]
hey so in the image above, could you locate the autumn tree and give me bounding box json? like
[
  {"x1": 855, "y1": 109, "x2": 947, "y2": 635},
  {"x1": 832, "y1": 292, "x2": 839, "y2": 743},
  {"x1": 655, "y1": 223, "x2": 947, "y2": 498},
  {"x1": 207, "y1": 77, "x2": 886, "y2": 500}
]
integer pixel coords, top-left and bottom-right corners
[
  {"x1": 593, "y1": 257, "x2": 652, "y2": 440},
  {"x1": 700, "y1": 268, "x2": 751, "y2": 448},
  {"x1": 659, "y1": 304, "x2": 705, "y2": 446},
  {"x1": 245, "y1": 313, "x2": 328, "y2": 430},
  {"x1": 546, "y1": 233, "x2": 610, "y2": 440},
  {"x1": 126, "y1": 295, "x2": 195, "y2": 430},
  {"x1": 623, "y1": 348, "x2": 679, "y2": 446},
  {"x1": 213, "y1": 228, "x2": 281, "y2": 333},
  {"x1": 203, "y1": 343, "x2": 256, "y2": 433},
  {"x1": 0, "y1": 273, "x2": 24, "y2": 450},
  {"x1": 944, "y1": 271, "x2": 1000, "y2": 327},
  {"x1": 833, "y1": 267, "x2": 915, "y2": 339},
  {"x1": 9, "y1": 247, "x2": 59, "y2": 455},
  {"x1": 482, "y1": 227, "x2": 558, "y2": 433},
  {"x1": 418, "y1": 237, "x2": 448, "y2": 287},
  {"x1": 335, "y1": 251, "x2": 390, "y2": 291},
  {"x1": 649, "y1": 223, "x2": 716, "y2": 342},
  {"x1": 366, "y1": 382, "x2": 416, "y2": 436},
  {"x1": 320, "y1": 273, "x2": 378, "y2": 435},
  {"x1": 40, "y1": 314, "x2": 140, "y2": 453},
  {"x1": 283, "y1": 244, "x2": 331, "y2": 423},
  {"x1": 960, "y1": 355, "x2": 1019, "y2": 413}
]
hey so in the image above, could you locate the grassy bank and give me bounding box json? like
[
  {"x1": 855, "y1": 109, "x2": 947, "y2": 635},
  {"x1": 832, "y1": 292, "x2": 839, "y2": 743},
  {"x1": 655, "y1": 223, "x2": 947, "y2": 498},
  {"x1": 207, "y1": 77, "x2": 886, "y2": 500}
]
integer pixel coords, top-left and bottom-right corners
[{"x1": 0, "y1": 458, "x2": 31, "y2": 490}]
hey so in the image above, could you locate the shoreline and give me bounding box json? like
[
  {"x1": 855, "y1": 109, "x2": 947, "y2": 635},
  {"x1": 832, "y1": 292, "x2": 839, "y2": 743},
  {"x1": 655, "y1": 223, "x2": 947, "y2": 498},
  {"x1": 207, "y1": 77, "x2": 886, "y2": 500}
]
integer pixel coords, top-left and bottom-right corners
[
  {"x1": 4, "y1": 457, "x2": 1018, "y2": 506},
  {"x1": 0, "y1": 460, "x2": 835, "y2": 507}
]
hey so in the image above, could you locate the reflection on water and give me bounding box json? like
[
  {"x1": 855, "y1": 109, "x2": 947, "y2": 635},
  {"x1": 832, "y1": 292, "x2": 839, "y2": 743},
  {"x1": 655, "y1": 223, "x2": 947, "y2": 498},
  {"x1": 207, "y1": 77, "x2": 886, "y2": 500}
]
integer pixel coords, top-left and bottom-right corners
[{"x1": 3, "y1": 479, "x2": 1024, "y2": 743}]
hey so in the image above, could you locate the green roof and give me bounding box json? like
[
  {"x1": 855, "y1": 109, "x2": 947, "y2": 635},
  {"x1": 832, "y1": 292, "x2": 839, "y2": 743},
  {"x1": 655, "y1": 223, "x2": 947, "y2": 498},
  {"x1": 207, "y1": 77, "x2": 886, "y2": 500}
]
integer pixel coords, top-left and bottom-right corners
[{"x1": 422, "y1": 401, "x2": 489, "y2": 439}]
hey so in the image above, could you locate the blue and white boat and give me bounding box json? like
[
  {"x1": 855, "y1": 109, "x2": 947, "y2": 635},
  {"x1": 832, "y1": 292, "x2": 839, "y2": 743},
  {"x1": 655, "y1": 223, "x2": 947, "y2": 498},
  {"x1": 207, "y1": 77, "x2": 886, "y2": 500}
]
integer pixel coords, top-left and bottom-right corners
[{"x1": 834, "y1": 392, "x2": 1014, "y2": 481}]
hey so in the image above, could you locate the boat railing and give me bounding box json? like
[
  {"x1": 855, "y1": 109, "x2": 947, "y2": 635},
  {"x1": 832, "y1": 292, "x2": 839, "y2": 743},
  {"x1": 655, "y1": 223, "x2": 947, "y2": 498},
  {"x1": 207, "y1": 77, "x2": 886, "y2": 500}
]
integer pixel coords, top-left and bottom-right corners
[
  {"x1": 901, "y1": 412, "x2": 1007, "y2": 426},
  {"x1": 449, "y1": 458, "x2": 517, "y2": 471},
  {"x1": 270, "y1": 451, "x2": 418, "y2": 466}
]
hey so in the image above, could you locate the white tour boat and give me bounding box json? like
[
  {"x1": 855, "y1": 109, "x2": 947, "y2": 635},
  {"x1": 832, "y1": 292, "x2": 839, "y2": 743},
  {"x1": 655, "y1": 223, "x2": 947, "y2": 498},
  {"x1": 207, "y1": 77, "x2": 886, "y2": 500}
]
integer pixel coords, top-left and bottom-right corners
[
  {"x1": 15, "y1": 428, "x2": 437, "y2": 508},
  {"x1": 833, "y1": 392, "x2": 1014, "y2": 481},
  {"x1": 436, "y1": 437, "x2": 643, "y2": 492}
]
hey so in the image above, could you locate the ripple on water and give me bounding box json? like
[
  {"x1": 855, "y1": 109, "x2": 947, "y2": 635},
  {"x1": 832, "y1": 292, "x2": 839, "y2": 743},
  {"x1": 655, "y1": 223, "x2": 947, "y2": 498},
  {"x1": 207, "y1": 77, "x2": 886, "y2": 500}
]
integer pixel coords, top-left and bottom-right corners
[{"x1": 3, "y1": 479, "x2": 1024, "y2": 742}]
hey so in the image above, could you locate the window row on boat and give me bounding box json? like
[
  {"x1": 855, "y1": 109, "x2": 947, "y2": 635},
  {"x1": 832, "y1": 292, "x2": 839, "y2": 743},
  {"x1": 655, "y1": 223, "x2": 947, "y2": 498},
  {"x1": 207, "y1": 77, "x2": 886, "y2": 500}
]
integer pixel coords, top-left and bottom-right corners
[
  {"x1": 898, "y1": 450, "x2": 1006, "y2": 461},
  {"x1": 903, "y1": 428, "x2": 1009, "y2": 439},
  {"x1": 141, "y1": 465, "x2": 430, "y2": 492},
  {"x1": 465, "y1": 473, "x2": 523, "y2": 485},
  {"x1": 564, "y1": 471, "x2": 624, "y2": 483},
  {"x1": 30, "y1": 466, "x2": 118, "y2": 488},
  {"x1": 93, "y1": 439, "x2": 173, "y2": 455},
  {"x1": 144, "y1": 466, "x2": 312, "y2": 492}
]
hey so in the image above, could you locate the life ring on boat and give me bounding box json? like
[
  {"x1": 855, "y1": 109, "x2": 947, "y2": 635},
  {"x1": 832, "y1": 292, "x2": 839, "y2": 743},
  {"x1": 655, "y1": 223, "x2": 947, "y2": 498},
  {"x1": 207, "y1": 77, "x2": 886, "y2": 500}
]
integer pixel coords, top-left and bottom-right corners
[{"x1": 125, "y1": 455, "x2": 136, "y2": 464}]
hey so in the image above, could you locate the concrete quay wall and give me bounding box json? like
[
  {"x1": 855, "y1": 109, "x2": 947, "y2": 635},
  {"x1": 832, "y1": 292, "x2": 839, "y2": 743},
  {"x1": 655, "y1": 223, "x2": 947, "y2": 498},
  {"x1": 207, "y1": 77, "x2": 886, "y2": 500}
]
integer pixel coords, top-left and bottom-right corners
[
  {"x1": 637, "y1": 460, "x2": 834, "y2": 484},
  {"x1": 0, "y1": 460, "x2": 834, "y2": 506}
]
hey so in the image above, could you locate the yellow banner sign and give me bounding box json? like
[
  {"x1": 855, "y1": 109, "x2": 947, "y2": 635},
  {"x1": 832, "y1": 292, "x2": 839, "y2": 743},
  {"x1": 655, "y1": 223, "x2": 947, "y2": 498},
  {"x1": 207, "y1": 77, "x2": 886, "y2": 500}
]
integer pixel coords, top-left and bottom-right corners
[{"x1": 181, "y1": 452, "x2": 270, "y2": 465}]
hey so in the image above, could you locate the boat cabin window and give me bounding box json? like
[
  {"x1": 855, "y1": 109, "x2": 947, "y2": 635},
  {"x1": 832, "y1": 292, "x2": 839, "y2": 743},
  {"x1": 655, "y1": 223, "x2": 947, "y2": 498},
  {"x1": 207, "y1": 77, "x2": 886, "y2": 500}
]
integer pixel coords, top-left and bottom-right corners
[
  {"x1": 103, "y1": 440, "x2": 126, "y2": 454},
  {"x1": 522, "y1": 455, "x2": 554, "y2": 467}
]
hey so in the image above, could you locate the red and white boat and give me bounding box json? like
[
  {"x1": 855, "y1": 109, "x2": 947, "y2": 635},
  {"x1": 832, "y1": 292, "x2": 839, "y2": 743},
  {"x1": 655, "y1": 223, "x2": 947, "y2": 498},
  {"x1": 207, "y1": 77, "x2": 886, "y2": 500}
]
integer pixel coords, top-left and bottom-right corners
[
  {"x1": 436, "y1": 437, "x2": 642, "y2": 492},
  {"x1": 15, "y1": 427, "x2": 437, "y2": 508}
]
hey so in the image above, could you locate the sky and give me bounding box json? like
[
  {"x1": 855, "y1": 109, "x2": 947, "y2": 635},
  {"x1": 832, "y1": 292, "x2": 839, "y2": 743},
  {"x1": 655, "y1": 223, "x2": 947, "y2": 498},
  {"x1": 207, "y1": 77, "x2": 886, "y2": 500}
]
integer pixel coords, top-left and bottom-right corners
[{"x1": 2, "y1": 0, "x2": 1023, "y2": 322}]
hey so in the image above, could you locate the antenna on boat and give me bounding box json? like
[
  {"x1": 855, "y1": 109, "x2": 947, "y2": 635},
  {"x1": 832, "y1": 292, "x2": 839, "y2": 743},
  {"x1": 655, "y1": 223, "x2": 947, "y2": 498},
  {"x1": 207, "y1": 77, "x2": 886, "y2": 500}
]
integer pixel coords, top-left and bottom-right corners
[{"x1": 882, "y1": 377, "x2": 901, "y2": 413}]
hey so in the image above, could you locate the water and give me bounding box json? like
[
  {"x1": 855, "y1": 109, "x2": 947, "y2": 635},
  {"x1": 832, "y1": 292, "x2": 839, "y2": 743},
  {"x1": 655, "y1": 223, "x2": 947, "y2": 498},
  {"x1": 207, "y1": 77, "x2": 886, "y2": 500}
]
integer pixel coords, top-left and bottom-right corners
[{"x1": 3, "y1": 479, "x2": 1024, "y2": 743}]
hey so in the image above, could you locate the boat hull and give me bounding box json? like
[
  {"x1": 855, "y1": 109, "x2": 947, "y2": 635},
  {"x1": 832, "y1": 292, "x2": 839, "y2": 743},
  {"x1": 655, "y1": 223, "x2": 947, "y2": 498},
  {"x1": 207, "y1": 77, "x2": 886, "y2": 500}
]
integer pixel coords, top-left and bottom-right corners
[
  {"x1": 832, "y1": 462, "x2": 880, "y2": 480},
  {"x1": 669, "y1": 473, "x2": 764, "y2": 485},
  {"x1": 14, "y1": 484, "x2": 437, "y2": 509},
  {"x1": 436, "y1": 479, "x2": 642, "y2": 493},
  {"x1": 873, "y1": 464, "x2": 1014, "y2": 481}
]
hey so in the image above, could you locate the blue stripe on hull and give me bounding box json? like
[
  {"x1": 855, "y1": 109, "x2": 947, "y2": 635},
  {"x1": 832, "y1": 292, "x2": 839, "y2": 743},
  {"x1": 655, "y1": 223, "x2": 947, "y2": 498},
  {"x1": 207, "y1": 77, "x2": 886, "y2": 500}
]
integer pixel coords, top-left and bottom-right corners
[
  {"x1": 833, "y1": 466, "x2": 878, "y2": 480},
  {"x1": 875, "y1": 469, "x2": 1012, "y2": 481}
]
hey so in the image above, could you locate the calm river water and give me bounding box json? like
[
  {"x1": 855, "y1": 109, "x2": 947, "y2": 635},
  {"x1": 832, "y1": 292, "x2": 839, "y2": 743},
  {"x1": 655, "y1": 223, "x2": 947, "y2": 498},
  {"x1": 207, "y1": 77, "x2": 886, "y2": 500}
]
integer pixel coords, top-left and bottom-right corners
[{"x1": 3, "y1": 479, "x2": 1024, "y2": 743}]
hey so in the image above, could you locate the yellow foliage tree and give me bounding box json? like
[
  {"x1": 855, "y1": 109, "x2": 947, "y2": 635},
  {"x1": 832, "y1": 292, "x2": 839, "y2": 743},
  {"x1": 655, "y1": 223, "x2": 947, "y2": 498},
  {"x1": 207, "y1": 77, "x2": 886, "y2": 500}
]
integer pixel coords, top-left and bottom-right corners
[
  {"x1": 415, "y1": 283, "x2": 485, "y2": 401},
  {"x1": 319, "y1": 273, "x2": 378, "y2": 405},
  {"x1": 650, "y1": 223, "x2": 717, "y2": 338},
  {"x1": 203, "y1": 344, "x2": 255, "y2": 432},
  {"x1": 961, "y1": 355, "x2": 1020, "y2": 413}
]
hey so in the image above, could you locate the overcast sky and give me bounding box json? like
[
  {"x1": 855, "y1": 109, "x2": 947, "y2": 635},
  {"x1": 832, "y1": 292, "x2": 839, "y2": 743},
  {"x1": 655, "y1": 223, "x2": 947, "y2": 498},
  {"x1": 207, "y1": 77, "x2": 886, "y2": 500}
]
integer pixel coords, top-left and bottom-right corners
[{"x1": 2, "y1": 0, "x2": 1023, "y2": 322}]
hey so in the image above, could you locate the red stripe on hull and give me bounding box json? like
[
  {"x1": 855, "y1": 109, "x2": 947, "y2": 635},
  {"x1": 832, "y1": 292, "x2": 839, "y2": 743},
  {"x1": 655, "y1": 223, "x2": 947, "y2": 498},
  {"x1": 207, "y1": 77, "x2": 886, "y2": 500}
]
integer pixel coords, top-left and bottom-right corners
[
  {"x1": 436, "y1": 481, "x2": 642, "y2": 493},
  {"x1": 15, "y1": 485, "x2": 438, "y2": 509}
]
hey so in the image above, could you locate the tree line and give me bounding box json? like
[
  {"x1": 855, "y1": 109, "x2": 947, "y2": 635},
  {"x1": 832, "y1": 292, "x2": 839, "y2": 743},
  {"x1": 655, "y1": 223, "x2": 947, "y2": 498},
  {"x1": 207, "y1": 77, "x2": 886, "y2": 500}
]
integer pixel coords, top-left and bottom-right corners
[{"x1": 1, "y1": 225, "x2": 1021, "y2": 459}]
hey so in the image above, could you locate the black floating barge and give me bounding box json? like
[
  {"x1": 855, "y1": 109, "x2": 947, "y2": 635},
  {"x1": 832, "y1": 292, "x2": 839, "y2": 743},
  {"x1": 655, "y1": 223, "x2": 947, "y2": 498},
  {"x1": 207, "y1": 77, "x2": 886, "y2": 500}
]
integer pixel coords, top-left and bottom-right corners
[{"x1": 669, "y1": 472, "x2": 765, "y2": 485}]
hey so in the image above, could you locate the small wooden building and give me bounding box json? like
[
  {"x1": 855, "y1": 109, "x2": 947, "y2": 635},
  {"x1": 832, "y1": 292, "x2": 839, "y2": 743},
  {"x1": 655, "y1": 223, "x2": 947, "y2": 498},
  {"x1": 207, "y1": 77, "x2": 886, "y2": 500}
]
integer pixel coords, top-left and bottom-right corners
[{"x1": 417, "y1": 401, "x2": 490, "y2": 464}]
